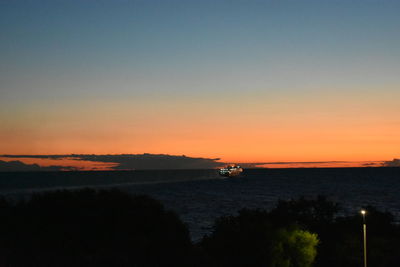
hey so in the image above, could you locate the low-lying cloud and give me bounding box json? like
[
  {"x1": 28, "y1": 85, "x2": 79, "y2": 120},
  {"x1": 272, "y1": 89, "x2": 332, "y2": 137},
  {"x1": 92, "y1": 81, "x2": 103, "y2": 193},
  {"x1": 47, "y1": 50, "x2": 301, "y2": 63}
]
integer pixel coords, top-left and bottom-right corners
[
  {"x1": 1, "y1": 154, "x2": 398, "y2": 171},
  {"x1": 382, "y1": 158, "x2": 400, "y2": 167},
  {"x1": 1, "y1": 154, "x2": 225, "y2": 171},
  {"x1": 0, "y1": 160, "x2": 75, "y2": 172}
]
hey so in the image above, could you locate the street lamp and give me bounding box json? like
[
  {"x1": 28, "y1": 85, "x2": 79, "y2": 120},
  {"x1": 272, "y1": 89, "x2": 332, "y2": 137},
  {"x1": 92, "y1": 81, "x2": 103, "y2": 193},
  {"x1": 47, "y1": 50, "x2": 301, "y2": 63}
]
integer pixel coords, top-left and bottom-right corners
[{"x1": 361, "y1": 209, "x2": 367, "y2": 267}]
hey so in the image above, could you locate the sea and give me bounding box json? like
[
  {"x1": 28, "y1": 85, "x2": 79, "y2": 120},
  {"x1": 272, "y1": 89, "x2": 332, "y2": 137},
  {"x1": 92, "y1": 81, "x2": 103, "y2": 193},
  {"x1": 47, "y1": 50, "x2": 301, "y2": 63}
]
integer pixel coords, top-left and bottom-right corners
[{"x1": 1, "y1": 167, "x2": 399, "y2": 241}]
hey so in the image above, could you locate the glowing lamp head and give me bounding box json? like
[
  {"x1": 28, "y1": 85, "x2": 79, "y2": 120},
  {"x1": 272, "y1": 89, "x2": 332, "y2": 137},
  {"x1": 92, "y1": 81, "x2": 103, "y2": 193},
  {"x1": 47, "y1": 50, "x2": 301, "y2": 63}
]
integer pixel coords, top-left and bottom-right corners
[{"x1": 361, "y1": 210, "x2": 366, "y2": 215}]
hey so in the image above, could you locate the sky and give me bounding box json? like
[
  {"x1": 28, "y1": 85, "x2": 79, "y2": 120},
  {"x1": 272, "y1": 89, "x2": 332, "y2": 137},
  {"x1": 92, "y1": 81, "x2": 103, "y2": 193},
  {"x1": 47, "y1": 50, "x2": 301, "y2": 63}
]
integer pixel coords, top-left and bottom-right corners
[{"x1": 1, "y1": 0, "x2": 400, "y2": 165}]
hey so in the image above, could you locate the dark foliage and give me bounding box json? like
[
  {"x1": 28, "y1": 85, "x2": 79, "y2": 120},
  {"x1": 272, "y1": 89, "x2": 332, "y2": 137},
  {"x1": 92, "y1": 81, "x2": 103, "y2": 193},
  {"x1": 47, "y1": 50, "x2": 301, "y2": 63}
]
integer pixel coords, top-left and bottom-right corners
[
  {"x1": 0, "y1": 190, "x2": 399, "y2": 267},
  {"x1": 269, "y1": 197, "x2": 400, "y2": 267},
  {"x1": 201, "y1": 209, "x2": 318, "y2": 267},
  {"x1": 201, "y1": 196, "x2": 400, "y2": 267},
  {"x1": 269, "y1": 196, "x2": 340, "y2": 229},
  {"x1": 0, "y1": 189, "x2": 196, "y2": 267},
  {"x1": 325, "y1": 206, "x2": 400, "y2": 267},
  {"x1": 201, "y1": 209, "x2": 274, "y2": 267}
]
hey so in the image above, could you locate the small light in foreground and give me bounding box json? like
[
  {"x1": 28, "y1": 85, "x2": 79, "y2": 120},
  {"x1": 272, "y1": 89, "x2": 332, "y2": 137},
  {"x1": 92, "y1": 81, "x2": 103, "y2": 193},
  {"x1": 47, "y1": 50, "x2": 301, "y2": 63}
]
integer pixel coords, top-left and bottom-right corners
[
  {"x1": 361, "y1": 209, "x2": 367, "y2": 267},
  {"x1": 361, "y1": 210, "x2": 366, "y2": 215}
]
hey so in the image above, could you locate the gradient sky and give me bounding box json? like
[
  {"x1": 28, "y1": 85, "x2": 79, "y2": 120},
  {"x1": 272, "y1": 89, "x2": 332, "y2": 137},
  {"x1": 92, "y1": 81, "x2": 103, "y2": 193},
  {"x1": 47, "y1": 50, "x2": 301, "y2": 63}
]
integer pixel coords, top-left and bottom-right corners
[{"x1": 1, "y1": 0, "x2": 400, "y2": 163}]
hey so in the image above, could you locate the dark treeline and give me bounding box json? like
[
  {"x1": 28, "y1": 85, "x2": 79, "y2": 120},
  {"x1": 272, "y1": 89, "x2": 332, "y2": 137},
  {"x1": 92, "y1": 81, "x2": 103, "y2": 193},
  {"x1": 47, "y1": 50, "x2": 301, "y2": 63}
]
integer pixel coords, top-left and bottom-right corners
[
  {"x1": 0, "y1": 189, "x2": 399, "y2": 267},
  {"x1": 0, "y1": 189, "x2": 194, "y2": 267}
]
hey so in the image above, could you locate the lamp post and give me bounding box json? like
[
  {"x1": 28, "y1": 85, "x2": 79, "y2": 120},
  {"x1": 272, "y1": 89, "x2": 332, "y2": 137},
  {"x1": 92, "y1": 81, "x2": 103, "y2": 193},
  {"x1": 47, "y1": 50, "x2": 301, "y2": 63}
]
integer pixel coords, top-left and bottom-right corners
[{"x1": 361, "y1": 209, "x2": 367, "y2": 267}]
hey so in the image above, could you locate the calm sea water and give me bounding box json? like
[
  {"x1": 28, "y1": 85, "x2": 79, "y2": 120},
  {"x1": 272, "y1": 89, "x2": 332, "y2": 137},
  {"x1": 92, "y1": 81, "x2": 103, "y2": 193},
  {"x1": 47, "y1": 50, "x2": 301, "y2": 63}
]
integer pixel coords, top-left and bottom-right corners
[{"x1": 1, "y1": 168, "x2": 399, "y2": 240}]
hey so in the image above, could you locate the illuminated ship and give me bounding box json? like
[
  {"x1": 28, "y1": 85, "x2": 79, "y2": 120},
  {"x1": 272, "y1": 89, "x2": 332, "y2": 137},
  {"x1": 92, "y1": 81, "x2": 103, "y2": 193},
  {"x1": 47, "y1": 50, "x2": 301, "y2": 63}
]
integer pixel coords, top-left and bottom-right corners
[{"x1": 219, "y1": 165, "x2": 243, "y2": 177}]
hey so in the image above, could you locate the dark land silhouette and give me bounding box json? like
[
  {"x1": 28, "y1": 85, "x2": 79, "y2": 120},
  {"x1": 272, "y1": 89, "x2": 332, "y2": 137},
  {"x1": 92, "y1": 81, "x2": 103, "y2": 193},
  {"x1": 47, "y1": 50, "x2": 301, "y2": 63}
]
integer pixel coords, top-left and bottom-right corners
[{"x1": 0, "y1": 189, "x2": 399, "y2": 266}]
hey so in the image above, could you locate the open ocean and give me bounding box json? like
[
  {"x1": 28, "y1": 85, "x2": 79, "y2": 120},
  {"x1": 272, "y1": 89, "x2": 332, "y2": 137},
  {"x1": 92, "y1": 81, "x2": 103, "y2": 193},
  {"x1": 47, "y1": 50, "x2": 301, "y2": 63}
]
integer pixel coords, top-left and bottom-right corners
[{"x1": 1, "y1": 167, "x2": 399, "y2": 240}]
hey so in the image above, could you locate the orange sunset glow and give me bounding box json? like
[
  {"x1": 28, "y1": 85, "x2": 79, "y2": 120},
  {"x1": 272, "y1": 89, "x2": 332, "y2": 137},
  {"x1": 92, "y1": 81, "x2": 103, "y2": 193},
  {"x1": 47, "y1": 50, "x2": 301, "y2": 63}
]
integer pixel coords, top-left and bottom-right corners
[
  {"x1": 1, "y1": 0, "x2": 399, "y2": 170},
  {"x1": 1, "y1": 87, "x2": 399, "y2": 167}
]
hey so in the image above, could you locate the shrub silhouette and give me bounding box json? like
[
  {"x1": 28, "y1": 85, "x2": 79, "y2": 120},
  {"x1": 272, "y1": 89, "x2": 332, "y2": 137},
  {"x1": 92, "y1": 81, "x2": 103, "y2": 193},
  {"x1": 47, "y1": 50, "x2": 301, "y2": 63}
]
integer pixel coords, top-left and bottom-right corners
[
  {"x1": 267, "y1": 197, "x2": 400, "y2": 267},
  {"x1": 0, "y1": 188, "x2": 194, "y2": 267},
  {"x1": 0, "y1": 191, "x2": 399, "y2": 267},
  {"x1": 201, "y1": 209, "x2": 319, "y2": 267},
  {"x1": 201, "y1": 197, "x2": 400, "y2": 267},
  {"x1": 270, "y1": 228, "x2": 318, "y2": 267},
  {"x1": 269, "y1": 196, "x2": 340, "y2": 230}
]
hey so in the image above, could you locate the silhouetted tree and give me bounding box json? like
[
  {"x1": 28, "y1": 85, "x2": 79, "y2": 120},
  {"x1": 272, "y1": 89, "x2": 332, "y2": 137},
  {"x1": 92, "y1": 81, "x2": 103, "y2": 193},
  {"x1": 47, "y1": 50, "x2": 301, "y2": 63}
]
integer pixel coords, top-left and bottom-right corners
[
  {"x1": 0, "y1": 189, "x2": 197, "y2": 267},
  {"x1": 269, "y1": 196, "x2": 340, "y2": 230},
  {"x1": 1, "y1": 191, "x2": 399, "y2": 267},
  {"x1": 268, "y1": 197, "x2": 400, "y2": 267},
  {"x1": 270, "y1": 228, "x2": 318, "y2": 267},
  {"x1": 201, "y1": 209, "x2": 319, "y2": 267},
  {"x1": 325, "y1": 205, "x2": 400, "y2": 267}
]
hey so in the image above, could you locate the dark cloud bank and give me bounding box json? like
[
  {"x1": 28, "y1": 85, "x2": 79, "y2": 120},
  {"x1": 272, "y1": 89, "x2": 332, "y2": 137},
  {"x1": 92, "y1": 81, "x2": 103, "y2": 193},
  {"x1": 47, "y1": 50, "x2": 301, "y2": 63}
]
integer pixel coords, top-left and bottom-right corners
[
  {"x1": 78, "y1": 154, "x2": 224, "y2": 170},
  {"x1": 0, "y1": 154, "x2": 226, "y2": 171},
  {"x1": 0, "y1": 160, "x2": 74, "y2": 172},
  {"x1": 382, "y1": 158, "x2": 400, "y2": 167},
  {"x1": 1, "y1": 154, "x2": 399, "y2": 172}
]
